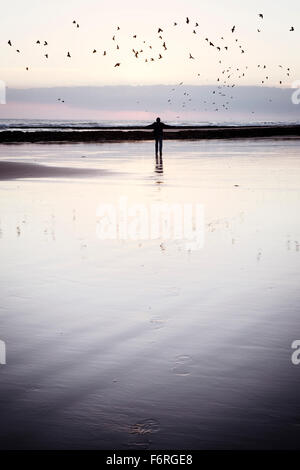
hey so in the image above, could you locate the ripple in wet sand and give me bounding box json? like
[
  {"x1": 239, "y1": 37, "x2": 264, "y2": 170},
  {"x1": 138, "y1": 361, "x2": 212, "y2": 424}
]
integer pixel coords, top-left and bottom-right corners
[{"x1": 172, "y1": 355, "x2": 194, "y2": 376}]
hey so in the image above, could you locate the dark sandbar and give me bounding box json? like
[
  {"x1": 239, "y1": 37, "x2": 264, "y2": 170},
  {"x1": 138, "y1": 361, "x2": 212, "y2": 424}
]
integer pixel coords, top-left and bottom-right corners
[
  {"x1": 0, "y1": 161, "x2": 106, "y2": 180},
  {"x1": 1, "y1": 125, "x2": 300, "y2": 143}
]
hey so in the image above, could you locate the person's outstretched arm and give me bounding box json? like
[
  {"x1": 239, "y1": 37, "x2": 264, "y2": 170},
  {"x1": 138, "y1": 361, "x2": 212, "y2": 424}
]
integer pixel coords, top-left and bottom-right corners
[{"x1": 144, "y1": 122, "x2": 155, "y2": 129}]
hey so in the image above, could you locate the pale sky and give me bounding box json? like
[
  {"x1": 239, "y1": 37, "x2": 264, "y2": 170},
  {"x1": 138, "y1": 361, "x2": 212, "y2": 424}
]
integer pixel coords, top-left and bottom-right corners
[
  {"x1": 0, "y1": 0, "x2": 300, "y2": 120},
  {"x1": 1, "y1": 0, "x2": 299, "y2": 87}
]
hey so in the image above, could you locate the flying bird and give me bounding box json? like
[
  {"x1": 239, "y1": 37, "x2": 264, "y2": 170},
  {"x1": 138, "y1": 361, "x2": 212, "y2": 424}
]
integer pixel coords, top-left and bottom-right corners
[
  {"x1": 290, "y1": 26, "x2": 295, "y2": 31},
  {"x1": 8, "y1": 40, "x2": 12, "y2": 46},
  {"x1": 114, "y1": 62, "x2": 120, "y2": 67},
  {"x1": 186, "y1": 17, "x2": 189, "y2": 24},
  {"x1": 67, "y1": 52, "x2": 71, "y2": 57},
  {"x1": 158, "y1": 28, "x2": 163, "y2": 33},
  {"x1": 231, "y1": 26, "x2": 235, "y2": 33},
  {"x1": 259, "y1": 13, "x2": 264, "y2": 19},
  {"x1": 189, "y1": 53, "x2": 195, "y2": 59}
]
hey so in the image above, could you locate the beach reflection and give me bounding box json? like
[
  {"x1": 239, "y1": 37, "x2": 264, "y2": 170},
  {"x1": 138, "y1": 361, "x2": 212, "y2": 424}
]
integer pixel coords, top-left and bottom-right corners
[{"x1": 0, "y1": 139, "x2": 300, "y2": 450}]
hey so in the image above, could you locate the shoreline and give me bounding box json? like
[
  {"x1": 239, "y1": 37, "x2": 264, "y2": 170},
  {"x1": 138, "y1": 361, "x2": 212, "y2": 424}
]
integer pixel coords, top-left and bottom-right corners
[{"x1": 0, "y1": 125, "x2": 300, "y2": 143}]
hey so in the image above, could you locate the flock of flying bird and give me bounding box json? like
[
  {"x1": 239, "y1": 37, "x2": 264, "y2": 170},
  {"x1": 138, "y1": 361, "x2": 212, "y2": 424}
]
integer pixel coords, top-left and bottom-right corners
[{"x1": 6, "y1": 13, "x2": 296, "y2": 116}]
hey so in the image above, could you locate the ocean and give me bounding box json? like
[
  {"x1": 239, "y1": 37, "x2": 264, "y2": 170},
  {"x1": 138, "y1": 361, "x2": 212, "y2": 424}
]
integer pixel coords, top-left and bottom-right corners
[{"x1": 1, "y1": 118, "x2": 300, "y2": 132}]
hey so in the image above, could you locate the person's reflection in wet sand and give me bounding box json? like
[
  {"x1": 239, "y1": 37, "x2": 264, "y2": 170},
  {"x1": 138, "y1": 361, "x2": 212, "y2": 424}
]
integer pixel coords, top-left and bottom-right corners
[{"x1": 155, "y1": 154, "x2": 163, "y2": 174}]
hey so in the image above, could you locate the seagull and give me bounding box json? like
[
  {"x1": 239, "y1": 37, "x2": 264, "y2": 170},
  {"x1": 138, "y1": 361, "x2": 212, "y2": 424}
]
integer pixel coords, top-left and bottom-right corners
[
  {"x1": 259, "y1": 13, "x2": 264, "y2": 19},
  {"x1": 67, "y1": 52, "x2": 71, "y2": 57},
  {"x1": 173, "y1": 22, "x2": 177, "y2": 26},
  {"x1": 45, "y1": 54, "x2": 48, "y2": 58},
  {"x1": 189, "y1": 53, "x2": 195, "y2": 59},
  {"x1": 93, "y1": 49, "x2": 97, "y2": 53},
  {"x1": 26, "y1": 67, "x2": 29, "y2": 71},
  {"x1": 231, "y1": 25, "x2": 235, "y2": 33},
  {"x1": 8, "y1": 40, "x2": 12, "y2": 46},
  {"x1": 44, "y1": 41, "x2": 48, "y2": 46},
  {"x1": 186, "y1": 17, "x2": 189, "y2": 24},
  {"x1": 36, "y1": 40, "x2": 40, "y2": 44},
  {"x1": 103, "y1": 51, "x2": 106, "y2": 56},
  {"x1": 290, "y1": 26, "x2": 295, "y2": 31},
  {"x1": 163, "y1": 42, "x2": 167, "y2": 50},
  {"x1": 158, "y1": 28, "x2": 163, "y2": 33},
  {"x1": 114, "y1": 62, "x2": 120, "y2": 67}
]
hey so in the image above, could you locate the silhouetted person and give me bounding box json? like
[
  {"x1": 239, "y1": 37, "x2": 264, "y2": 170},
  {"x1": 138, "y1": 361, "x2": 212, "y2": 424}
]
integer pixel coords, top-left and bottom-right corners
[{"x1": 146, "y1": 117, "x2": 171, "y2": 158}]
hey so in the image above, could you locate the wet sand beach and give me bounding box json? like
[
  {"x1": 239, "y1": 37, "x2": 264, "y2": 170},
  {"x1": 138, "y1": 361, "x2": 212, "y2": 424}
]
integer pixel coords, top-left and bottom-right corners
[{"x1": 0, "y1": 139, "x2": 300, "y2": 449}]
